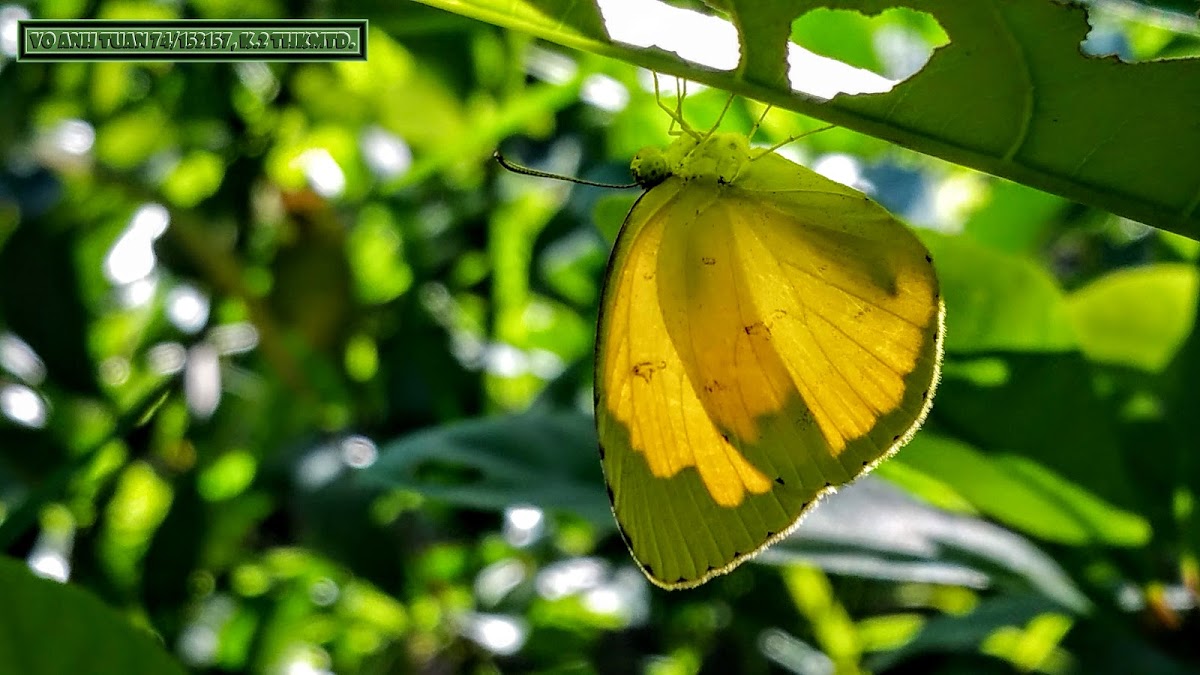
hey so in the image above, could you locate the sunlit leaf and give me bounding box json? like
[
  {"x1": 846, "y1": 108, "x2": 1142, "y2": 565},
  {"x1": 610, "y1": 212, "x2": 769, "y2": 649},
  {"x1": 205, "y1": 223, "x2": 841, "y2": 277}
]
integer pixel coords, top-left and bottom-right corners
[
  {"x1": 922, "y1": 231, "x2": 1076, "y2": 354},
  {"x1": 1066, "y1": 263, "x2": 1198, "y2": 372},
  {"x1": 416, "y1": 0, "x2": 1200, "y2": 238},
  {"x1": 761, "y1": 478, "x2": 1089, "y2": 612},
  {"x1": 898, "y1": 435, "x2": 1150, "y2": 547}
]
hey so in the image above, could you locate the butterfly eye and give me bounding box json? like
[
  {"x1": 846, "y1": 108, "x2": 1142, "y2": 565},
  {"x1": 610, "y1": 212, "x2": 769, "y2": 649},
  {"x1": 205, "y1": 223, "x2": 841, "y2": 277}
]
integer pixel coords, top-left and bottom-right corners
[{"x1": 631, "y1": 148, "x2": 671, "y2": 188}]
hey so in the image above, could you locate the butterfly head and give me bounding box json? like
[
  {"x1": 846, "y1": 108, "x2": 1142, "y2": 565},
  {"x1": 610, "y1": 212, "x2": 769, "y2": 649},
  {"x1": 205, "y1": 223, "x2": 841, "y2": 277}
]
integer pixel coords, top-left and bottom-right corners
[
  {"x1": 631, "y1": 147, "x2": 672, "y2": 189},
  {"x1": 632, "y1": 134, "x2": 698, "y2": 189}
]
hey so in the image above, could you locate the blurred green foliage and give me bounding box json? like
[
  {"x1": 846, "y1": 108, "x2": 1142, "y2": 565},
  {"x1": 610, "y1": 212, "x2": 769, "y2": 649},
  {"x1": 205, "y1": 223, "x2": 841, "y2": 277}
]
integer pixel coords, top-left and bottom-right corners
[{"x1": 0, "y1": 1, "x2": 1199, "y2": 674}]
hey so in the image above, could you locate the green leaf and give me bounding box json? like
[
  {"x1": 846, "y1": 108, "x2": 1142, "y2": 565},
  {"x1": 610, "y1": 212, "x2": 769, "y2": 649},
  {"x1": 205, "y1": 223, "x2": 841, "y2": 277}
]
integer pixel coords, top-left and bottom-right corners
[
  {"x1": 1066, "y1": 263, "x2": 1198, "y2": 372},
  {"x1": 921, "y1": 231, "x2": 1076, "y2": 354},
  {"x1": 933, "y1": 352, "x2": 1142, "y2": 516},
  {"x1": 416, "y1": 0, "x2": 1200, "y2": 238},
  {"x1": 962, "y1": 180, "x2": 1067, "y2": 254},
  {"x1": 866, "y1": 595, "x2": 1067, "y2": 672},
  {"x1": 0, "y1": 556, "x2": 187, "y2": 675},
  {"x1": 877, "y1": 594, "x2": 1199, "y2": 674},
  {"x1": 897, "y1": 434, "x2": 1150, "y2": 547},
  {"x1": 364, "y1": 411, "x2": 612, "y2": 526},
  {"x1": 761, "y1": 478, "x2": 1090, "y2": 612}
]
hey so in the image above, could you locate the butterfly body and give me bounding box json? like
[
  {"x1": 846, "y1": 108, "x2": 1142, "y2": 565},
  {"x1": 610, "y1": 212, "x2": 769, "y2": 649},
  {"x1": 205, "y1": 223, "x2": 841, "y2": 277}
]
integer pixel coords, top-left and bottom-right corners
[{"x1": 595, "y1": 131, "x2": 944, "y2": 589}]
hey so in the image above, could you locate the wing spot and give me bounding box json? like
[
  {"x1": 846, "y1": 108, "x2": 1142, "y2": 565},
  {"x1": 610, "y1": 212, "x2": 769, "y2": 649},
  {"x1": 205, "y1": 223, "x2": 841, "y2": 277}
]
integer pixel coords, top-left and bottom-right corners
[
  {"x1": 701, "y1": 256, "x2": 717, "y2": 265},
  {"x1": 744, "y1": 321, "x2": 770, "y2": 336},
  {"x1": 632, "y1": 360, "x2": 667, "y2": 382},
  {"x1": 598, "y1": 446, "x2": 606, "y2": 459},
  {"x1": 774, "y1": 477, "x2": 785, "y2": 486},
  {"x1": 721, "y1": 433, "x2": 730, "y2": 442},
  {"x1": 606, "y1": 485, "x2": 614, "y2": 500},
  {"x1": 892, "y1": 434, "x2": 900, "y2": 442},
  {"x1": 795, "y1": 409, "x2": 816, "y2": 427},
  {"x1": 925, "y1": 254, "x2": 933, "y2": 263},
  {"x1": 921, "y1": 389, "x2": 929, "y2": 400},
  {"x1": 676, "y1": 577, "x2": 686, "y2": 583},
  {"x1": 642, "y1": 272, "x2": 654, "y2": 280},
  {"x1": 766, "y1": 530, "x2": 776, "y2": 537},
  {"x1": 645, "y1": 564, "x2": 655, "y2": 576},
  {"x1": 704, "y1": 379, "x2": 729, "y2": 394},
  {"x1": 747, "y1": 309, "x2": 789, "y2": 337},
  {"x1": 824, "y1": 482, "x2": 833, "y2": 489}
]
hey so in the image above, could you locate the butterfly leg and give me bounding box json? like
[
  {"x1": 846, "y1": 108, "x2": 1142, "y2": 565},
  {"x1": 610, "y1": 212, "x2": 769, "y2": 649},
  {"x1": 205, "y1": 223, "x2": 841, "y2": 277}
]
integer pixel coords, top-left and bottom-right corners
[
  {"x1": 748, "y1": 104, "x2": 773, "y2": 143},
  {"x1": 752, "y1": 124, "x2": 837, "y2": 160},
  {"x1": 653, "y1": 72, "x2": 700, "y2": 140},
  {"x1": 703, "y1": 93, "x2": 736, "y2": 138}
]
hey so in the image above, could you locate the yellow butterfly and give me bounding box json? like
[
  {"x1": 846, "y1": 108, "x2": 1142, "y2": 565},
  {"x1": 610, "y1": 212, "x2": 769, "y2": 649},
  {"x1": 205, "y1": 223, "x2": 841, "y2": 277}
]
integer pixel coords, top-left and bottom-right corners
[{"x1": 593, "y1": 86, "x2": 945, "y2": 589}]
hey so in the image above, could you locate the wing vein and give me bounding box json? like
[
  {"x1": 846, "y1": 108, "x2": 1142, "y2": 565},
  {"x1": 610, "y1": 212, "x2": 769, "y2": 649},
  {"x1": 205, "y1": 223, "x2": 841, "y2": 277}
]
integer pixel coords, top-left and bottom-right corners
[{"x1": 781, "y1": 258, "x2": 923, "y2": 328}]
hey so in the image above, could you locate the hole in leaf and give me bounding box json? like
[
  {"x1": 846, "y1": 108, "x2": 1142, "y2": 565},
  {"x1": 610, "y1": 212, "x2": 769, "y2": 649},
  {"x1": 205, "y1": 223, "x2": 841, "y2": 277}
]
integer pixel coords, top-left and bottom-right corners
[
  {"x1": 789, "y1": 8, "x2": 948, "y2": 99},
  {"x1": 1080, "y1": 3, "x2": 1200, "y2": 63},
  {"x1": 596, "y1": 0, "x2": 739, "y2": 71}
]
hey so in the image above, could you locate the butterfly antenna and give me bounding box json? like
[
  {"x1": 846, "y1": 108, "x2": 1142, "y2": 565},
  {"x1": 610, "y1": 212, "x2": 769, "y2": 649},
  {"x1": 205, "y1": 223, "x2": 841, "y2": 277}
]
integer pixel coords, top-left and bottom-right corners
[
  {"x1": 751, "y1": 124, "x2": 837, "y2": 160},
  {"x1": 493, "y1": 151, "x2": 639, "y2": 189}
]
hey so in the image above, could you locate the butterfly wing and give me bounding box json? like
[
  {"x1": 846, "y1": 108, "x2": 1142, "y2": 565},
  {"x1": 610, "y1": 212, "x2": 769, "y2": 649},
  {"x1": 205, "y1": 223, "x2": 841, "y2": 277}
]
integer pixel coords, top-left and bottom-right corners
[
  {"x1": 595, "y1": 156, "x2": 943, "y2": 589},
  {"x1": 728, "y1": 152, "x2": 944, "y2": 458}
]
